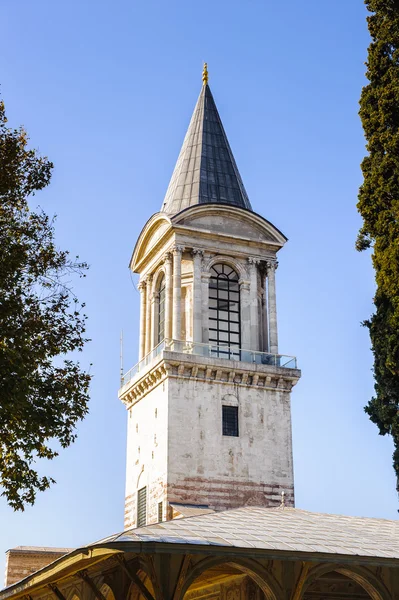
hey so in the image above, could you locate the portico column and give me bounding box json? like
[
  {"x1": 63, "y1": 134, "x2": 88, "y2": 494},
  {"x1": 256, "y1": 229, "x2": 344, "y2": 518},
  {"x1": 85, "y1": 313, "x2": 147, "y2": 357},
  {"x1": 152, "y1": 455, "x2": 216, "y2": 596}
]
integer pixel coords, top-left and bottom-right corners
[
  {"x1": 138, "y1": 280, "x2": 147, "y2": 360},
  {"x1": 145, "y1": 274, "x2": 153, "y2": 355},
  {"x1": 267, "y1": 259, "x2": 278, "y2": 354},
  {"x1": 192, "y1": 248, "x2": 204, "y2": 344},
  {"x1": 172, "y1": 246, "x2": 184, "y2": 340},
  {"x1": 201, "y1": 271, "x2": 210, "y2": 343},
  {"x1": 248, "y1": 257, "x2": 260, "y2": 351},
  {"x1": 240, "y1": 280, "x2": 251, "y2": 350},
  {"x1": 164, "y1": 252, "x2": 173, "y2": 342},
  {"x1": 262, "y1": 280, "x2": 269, "y2": 353}
]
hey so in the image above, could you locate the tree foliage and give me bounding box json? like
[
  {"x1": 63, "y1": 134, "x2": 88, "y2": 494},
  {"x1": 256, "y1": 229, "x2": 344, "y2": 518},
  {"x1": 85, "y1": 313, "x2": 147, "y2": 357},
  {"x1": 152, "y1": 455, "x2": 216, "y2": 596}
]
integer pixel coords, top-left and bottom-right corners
[
  {"x1": 357, "y1": 0, "x2": 399, "y2": 487},
  {"x1": 0, "y1": 98, "x2": 91, "y2": 510}
]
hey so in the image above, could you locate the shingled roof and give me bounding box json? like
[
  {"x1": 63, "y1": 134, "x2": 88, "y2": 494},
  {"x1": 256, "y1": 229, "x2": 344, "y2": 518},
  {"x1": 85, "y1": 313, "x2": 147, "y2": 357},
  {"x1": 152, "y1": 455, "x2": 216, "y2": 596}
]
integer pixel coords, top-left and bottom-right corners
[
  {"x1": 97, "y1": 506, "x2": 399, "y2": 562},
  {"x1": 161, "y1": 82, "x2": 252, "y2": 216}
]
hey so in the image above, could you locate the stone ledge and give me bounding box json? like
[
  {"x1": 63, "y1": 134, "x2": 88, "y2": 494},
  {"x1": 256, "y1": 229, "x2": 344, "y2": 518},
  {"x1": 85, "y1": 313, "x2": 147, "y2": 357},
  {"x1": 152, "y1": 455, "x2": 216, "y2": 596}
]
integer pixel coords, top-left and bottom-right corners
[{"x1": 119, "y1": 350, "x2": 301, "y2": 409}]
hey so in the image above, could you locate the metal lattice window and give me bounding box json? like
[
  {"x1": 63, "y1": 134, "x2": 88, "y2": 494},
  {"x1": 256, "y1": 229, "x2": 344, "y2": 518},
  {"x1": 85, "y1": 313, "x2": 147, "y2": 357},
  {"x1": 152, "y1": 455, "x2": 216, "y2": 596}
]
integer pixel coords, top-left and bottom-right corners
[
  {"x1": 222, "y1": 405, "x2": 239, "y2": 437},
  {"x1": 209, "y1": 264, "x2": 240, "y2": 358},
  {"x1": 137, "y1": 486, "x2": 147, "y2": 527},
  {"x1": 158, "y1": 501, "x2": 163, "y2": 522},
  {"x1": 158, "y1": 275, "x2": 165, "y2": 344}
]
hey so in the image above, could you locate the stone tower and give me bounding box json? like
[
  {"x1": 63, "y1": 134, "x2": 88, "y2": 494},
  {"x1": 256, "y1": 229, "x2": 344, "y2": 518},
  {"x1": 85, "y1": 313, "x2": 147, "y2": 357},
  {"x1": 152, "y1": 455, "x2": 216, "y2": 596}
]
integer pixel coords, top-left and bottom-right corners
[{"x1": 119, "y1": 66, "x2": 301, "y2": 529}]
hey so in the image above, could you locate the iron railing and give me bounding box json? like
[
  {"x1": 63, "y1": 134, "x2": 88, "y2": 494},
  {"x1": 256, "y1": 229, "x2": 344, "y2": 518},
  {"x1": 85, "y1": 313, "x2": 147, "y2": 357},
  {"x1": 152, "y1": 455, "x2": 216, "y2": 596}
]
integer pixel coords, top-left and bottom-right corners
[{"x1": 121, "y1": 339, "x2": 297, "y2": 387}]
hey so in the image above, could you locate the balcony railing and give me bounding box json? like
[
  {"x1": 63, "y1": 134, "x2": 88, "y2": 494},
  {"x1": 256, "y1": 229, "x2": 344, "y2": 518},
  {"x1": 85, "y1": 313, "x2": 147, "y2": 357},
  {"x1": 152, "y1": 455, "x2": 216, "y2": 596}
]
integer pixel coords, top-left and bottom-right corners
[{"x1": 121, "y1": 339, "x2": 297, "y2": 388}]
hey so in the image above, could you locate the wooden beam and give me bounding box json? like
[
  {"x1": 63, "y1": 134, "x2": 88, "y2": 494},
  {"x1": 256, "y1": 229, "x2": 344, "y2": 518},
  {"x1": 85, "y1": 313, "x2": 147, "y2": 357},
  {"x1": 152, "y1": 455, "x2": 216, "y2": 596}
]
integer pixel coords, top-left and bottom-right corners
[
  {"x1": 290, "y1": 562, "x2": 311, "y2": 600},
  {"x1": 78, "y1": 571, "x2": 107, "y2": 600},
  {"x1": 142, "y1": 555, "x2": 163, "y2": 600},
  {"x1": 48, "y1": 585, "x2": 67, "y2": 600},
  {"x1": 172, "y1": 555, "x2": 192, "y2": 600},
  {"x1": 115, "y1": 555, "x2": 156, "y2": 600}
]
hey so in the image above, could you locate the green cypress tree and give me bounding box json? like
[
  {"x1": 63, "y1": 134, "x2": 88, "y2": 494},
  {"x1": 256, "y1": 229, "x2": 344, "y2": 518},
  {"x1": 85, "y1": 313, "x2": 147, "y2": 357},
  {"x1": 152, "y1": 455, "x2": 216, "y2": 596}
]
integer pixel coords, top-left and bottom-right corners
[{"x1": 357, "y1": 0, "x2": 399, "y2": 488}]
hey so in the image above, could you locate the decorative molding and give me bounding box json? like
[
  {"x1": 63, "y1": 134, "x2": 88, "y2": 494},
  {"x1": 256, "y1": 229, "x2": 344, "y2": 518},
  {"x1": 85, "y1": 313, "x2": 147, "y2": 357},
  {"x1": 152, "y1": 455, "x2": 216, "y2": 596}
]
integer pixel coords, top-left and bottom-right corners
[
  {"x1": 247, "y1": 257, "x2": 261, "y2": 266},
  {"x1": 137, "y1": 280, "x2": 146, "y2": 291},
  {"x1": 120, "y1": 355, "x2": 299, "y2": 408},
  {"x1": 239, "y1": 279, "x2": 250, "y2": 291},
  {"x1": 172, "y1": 245, "x2": 185, "y2": 254},
  {"x1": 192, "y1": 247, "x2": 205, "y2": 257}
]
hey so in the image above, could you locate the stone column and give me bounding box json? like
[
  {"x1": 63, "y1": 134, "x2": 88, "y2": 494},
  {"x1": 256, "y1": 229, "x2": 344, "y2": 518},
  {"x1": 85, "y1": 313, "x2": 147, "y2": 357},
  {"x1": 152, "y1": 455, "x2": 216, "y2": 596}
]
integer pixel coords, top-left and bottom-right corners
[
  {"x1": 261, "y1": 280, "x2": 269, "y2": 353},
  {"x1": 138, "y1": 280, "x2": 147, "y2": 360},
  {"x1": 192, "y1": 248, "x2": 204, "y2": 344},
  {"x1": 172, "y1": 246, "x2": 184, "y2": 341},
  {"x1": 267, "y1": 259, "x2": 278, "y2": 354},
  {"x1": 145, "y1": 274, "x2": 153, "y2": 355},
  {"x1": 240, "y1": 279, "x2": 251, "y2": 350},
  {"x1": 164, "y1": 252, "x2": 173, "y2": 342},
  {"x1": 248, "y1": 257, "x2": 260, "y2": 352},
  {"x1": 201, "y1": 271, "x2": 210, "y2": 344}
]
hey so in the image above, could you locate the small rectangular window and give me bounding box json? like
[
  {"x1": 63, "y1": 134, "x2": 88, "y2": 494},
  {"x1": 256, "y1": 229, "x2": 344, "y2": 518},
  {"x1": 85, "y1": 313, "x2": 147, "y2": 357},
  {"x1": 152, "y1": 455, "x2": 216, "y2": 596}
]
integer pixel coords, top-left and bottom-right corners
[
  {"x1": 158, "y1": 501, "x2": 163, "y2": 522},
  {"x1": 223, "y1": 405, "x2": 239, "y2": 437},
  {"x1": 137, "y1": 486, "x2": 147, "y2": 527}
]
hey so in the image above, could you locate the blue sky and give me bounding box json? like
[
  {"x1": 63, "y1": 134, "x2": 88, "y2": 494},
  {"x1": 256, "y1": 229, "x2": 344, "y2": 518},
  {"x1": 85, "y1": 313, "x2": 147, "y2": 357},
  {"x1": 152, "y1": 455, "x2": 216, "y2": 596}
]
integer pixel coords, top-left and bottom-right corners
[{"x1": 1, "y1": 0, "x2": 397, "y2": 580}]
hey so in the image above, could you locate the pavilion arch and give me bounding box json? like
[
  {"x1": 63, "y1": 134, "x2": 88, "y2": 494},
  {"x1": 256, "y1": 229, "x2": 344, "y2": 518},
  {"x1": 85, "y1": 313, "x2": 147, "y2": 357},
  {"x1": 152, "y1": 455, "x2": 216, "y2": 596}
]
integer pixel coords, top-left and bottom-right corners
[
  {"x1": 204, "y1": 255, "x2": 248, "y2": 282},
  {"x1": 177, "y1": 556, "x2": 283, "y2": 600},
  {"x1": 300, "y1": 563, "x2": 391, "y2": 600}
]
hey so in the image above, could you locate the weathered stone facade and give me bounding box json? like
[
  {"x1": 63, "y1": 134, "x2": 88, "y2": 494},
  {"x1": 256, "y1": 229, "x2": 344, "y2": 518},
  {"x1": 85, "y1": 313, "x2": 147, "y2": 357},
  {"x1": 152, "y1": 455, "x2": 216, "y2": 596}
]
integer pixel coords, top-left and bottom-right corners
[{"x1": 121, "y1": 351, "x2": 298, "y2": 529}]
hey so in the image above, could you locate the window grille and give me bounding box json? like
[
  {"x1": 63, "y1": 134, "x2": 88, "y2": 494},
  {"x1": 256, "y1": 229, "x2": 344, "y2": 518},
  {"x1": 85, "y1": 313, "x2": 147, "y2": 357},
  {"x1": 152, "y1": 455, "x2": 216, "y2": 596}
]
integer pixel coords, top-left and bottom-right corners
[
  {"x1": 222, "y1": 405, "x2": 239, "y2": 437},
  {"x1": 158, "y1": 275, "x2": 166, "y2": 344},
  {"x1": 158, "y1": 501, "x2": 163, "y2": 522},
  {"x1": 137, "y1": 486, "x2": 147, "y2": 527},
  {"x1": 209, "y1": 264, "x2": 240, "y2": 358}
]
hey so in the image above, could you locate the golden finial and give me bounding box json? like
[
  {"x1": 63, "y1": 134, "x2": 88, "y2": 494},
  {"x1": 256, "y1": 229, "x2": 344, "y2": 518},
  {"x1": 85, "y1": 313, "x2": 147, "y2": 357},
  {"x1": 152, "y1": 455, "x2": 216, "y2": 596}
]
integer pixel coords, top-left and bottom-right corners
[{"x1": 202, "y1": 62, "x2": 209, "y2": 86}]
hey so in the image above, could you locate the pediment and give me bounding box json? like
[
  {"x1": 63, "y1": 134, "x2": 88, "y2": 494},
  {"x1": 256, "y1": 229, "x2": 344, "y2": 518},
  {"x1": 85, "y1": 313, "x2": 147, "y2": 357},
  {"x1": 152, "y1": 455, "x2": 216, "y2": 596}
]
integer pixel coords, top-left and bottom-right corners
[
  {"x1": 173, "y1": 205, "x2": 286, "y2": 246},
  {"x1": 130, "y1": 213, "x2": 172, "y2": 271}
]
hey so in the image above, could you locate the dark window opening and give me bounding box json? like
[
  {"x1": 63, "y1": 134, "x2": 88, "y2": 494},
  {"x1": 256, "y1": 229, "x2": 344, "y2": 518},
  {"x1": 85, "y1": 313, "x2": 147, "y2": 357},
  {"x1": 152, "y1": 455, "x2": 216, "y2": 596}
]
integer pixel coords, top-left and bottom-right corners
[
  {"x1": 222, "y1": 405, "x2": 239, "y2": 437},
  {"x1": 137, "y1": 486, "x2": 147, "y2": 527},
  {"x1": 158, "y1": 501, "x2": 163, "y2": 522},
  {"x1": 158, "y1": 275, "x2": 166, "y2": 344}
]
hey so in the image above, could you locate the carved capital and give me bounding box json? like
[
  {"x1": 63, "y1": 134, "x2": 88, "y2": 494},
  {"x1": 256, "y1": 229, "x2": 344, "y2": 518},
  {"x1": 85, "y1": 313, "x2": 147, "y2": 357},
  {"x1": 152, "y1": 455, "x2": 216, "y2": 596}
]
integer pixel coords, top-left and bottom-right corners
[
  {"x1": 192, "y1": 247, "x2": 204, "y2": 257},
  {"x1": 172, "y1": 245, "x2": 185, "y2": 255},
  {"x1": 247, "y1": 256, "x2": 261, "y2": 266},
  {"x1": 137, "y1": 280, "x2": 146, "y2": 291},
  {"x1": 266, "y1": 259, "x2": 278, "y2": 272},
  {"x1": 144, "y1": 273, "x2": 153, "y2": 285},
  {"x1": 164, "y1": 251, "x2": 173, "y2": 264}
]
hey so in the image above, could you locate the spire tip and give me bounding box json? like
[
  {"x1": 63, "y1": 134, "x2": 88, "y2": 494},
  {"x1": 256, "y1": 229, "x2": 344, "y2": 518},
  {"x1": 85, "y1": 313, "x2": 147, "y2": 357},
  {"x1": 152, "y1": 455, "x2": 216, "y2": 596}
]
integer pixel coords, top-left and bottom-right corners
[{"x1": 202, "y1": 62, "x2": 209, "y2": 86}]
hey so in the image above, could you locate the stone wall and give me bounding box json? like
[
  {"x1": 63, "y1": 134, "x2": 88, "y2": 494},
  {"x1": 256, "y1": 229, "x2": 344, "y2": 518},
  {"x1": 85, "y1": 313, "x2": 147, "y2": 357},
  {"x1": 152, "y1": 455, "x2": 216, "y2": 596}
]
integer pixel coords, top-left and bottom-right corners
[
  {"x1": 4, "y1": 547, "x2": 71, "y2": 587},
  {"x1": 124, "y1": 379, "x2": 168, "y2": 529},
  {"x1": 166, "y1": 366, "x2": 295, "y2": 511}
]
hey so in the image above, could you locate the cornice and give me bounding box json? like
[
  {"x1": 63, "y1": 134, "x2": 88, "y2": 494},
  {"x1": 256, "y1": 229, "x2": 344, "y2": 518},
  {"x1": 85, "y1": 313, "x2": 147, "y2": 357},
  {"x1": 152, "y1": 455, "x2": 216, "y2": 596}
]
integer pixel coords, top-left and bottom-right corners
[{"x1": 119, "y1": 352, "x2": 301, "y2": 409}]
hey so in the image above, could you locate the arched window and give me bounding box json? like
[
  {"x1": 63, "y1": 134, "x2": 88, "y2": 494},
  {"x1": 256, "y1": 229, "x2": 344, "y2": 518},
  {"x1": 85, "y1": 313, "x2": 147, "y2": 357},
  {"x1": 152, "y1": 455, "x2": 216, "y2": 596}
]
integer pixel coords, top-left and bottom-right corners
[
  {"x1": 209, "y1": 264, "x2": 240, "y2": 357},
  {"x1": 157, "y1": 275, "x2": 166, "y2": 344}
]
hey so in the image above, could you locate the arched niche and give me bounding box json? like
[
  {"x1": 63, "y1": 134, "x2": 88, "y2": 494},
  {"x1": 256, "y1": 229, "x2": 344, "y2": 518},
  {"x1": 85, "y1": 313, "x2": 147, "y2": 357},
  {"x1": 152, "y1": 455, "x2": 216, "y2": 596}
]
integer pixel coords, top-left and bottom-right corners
[{"x1": 178, "y1": 556, "x2": 283, "y2": 600}]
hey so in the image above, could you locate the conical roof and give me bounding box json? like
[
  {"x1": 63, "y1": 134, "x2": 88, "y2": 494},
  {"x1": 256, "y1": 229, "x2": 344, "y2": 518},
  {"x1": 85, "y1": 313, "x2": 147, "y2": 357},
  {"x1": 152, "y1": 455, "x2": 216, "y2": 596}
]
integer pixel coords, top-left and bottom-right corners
[{"x1": 161, "y1": 82, "x2": 252, "y2": 215}]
